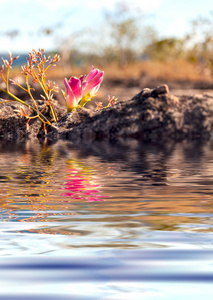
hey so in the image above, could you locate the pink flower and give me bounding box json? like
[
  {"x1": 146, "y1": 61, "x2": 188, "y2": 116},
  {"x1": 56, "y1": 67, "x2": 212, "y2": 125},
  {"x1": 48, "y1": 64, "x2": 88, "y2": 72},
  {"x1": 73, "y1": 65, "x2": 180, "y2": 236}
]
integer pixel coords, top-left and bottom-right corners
[
  {"x1": 80, "y1": 67, "x2": 104, "y2": 106},
  {"x1": 64, "y1": 67, "x2": 104, "y2": 110},
  {"x1": 64, "y1": 76, "x2": 82, "y2": 112},
  {"x1": 61, "y1": 170, "x2": 107, "y2": 202}
]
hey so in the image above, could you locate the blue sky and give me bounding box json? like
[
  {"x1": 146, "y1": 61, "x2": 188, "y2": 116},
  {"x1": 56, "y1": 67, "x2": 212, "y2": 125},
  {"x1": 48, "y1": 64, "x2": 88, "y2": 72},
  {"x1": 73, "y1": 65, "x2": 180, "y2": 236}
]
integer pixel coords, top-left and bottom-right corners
[{"x1": 0, "y1": 0, "x2": 212, "y2": 53}]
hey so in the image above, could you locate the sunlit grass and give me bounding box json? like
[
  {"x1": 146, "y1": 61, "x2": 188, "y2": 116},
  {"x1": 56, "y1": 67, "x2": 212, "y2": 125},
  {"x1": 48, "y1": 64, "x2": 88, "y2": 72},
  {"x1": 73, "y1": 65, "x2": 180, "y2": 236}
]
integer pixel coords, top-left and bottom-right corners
[
  {"x1": 103, "y1": 59, "x2": 211, "y2": 82},
  {"x1": 9, "y1": 59, "x2": 211, "y2": 84}
]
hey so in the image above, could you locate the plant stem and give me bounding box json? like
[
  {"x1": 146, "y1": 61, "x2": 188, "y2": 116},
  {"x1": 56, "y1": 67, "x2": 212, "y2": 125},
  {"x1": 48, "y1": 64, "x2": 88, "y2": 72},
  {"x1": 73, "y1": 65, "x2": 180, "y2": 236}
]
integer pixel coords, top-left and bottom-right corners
[
  {"x1": 41, "y1": 76, "x2": 58, "y2": 122},
  {"x1": 25, "y1": 75, "x2": 38, "y2": 110},
  {"x1": 32, "y1": 69, "x2": 58, "y2": 122},
  {"x1": 6, "y1": 64, "x2": 10, "y2": 92}
]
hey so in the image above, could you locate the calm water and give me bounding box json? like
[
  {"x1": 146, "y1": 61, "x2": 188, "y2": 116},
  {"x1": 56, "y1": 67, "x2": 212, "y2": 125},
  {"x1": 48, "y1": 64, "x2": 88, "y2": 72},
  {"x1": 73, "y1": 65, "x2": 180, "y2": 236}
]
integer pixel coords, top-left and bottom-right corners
[{"x1": 1, "y1": 138, "x2": 213, "y2": 299}]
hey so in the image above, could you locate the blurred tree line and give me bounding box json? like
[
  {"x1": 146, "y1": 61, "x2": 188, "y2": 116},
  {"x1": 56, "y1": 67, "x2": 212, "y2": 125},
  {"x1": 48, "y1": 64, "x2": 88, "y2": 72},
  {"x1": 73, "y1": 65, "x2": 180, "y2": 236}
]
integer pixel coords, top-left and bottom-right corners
[
  {"x1": 3, "y1": 2, "x2": 213, "y2": 76},
  {"x1": 59, "y1": 4, "x2": 213, "y2": 76}
]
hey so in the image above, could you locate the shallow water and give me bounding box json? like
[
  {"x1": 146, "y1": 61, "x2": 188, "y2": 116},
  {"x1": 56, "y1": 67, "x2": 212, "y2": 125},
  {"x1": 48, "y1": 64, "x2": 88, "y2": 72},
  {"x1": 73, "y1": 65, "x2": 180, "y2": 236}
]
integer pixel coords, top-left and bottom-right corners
[{"x1": 1, "y1": 139, "x2": 213, "y2": 299}]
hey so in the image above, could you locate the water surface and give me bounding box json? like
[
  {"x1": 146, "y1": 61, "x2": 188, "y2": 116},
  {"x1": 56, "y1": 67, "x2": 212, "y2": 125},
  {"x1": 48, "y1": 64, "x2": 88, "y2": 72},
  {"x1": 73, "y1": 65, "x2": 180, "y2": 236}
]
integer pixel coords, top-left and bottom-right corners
[{"x1": 1, "y1": 139, "x2": 213, "y2": 299}]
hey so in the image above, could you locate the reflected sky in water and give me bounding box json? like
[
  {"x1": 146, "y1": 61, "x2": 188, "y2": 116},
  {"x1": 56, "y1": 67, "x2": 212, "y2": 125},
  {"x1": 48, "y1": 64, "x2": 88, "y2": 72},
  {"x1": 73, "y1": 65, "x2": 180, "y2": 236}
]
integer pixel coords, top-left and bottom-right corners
[{"x1": 1, "y1": 139, "x2": 213, "y2": 299}]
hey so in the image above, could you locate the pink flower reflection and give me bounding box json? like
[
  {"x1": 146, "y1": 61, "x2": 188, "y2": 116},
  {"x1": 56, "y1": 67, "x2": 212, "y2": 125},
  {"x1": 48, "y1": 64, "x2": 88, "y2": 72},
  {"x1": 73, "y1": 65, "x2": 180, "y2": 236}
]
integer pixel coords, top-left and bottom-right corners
[{"x1": 61, "y1": 168, "x2": 107, "y2": 202}]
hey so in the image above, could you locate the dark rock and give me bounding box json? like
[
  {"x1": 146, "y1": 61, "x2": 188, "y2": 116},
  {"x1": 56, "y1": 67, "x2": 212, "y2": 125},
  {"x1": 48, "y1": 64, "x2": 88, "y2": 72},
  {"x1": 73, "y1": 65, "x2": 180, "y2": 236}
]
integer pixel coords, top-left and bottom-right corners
[
  {"x1": 1, "y1": 85, "x2": 213, "y2": 142},
  {"x1": 47, "y1": 85, "x2": 213, "y2": 142},
  {"x1": 0, "y1": 100, "x2": 66, "y2": 141}
]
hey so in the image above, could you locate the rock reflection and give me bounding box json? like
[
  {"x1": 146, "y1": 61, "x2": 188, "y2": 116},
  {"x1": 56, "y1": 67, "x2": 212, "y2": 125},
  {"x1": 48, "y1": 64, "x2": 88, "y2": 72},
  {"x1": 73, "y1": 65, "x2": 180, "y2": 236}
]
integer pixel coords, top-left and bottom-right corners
[
  {"x1": 0, "y1": 140, "x2": 110, "y2": 226},
  {"x1": 1, "y1": 138, "x2": 213, "y2": 242}
]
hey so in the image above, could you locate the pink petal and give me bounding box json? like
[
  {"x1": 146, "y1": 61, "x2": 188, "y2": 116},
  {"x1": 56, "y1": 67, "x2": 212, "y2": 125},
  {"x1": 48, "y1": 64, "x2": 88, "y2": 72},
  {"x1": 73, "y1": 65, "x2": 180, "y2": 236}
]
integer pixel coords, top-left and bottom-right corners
[
  {"x1": 86, "y1": 68, "x2": 99, "y2": 82},
  {"x1": 64, "y1": 78, "x2": 76, "y2": 107},
  {"x1": 82, "y1": 81, "x2": 87, "y2": 90},
  {"x1": 90, "y1": 84, "x2": 101, "y2": 96},
  {"x1": 68, "y1": 77, "x2": 82, "y2": 100},
  {"x1": 83, "y1": 71, "x2": 104, "y2": 96},
  {"x1": 88, "y1": 71, "x2": 104, "y2": 88}
]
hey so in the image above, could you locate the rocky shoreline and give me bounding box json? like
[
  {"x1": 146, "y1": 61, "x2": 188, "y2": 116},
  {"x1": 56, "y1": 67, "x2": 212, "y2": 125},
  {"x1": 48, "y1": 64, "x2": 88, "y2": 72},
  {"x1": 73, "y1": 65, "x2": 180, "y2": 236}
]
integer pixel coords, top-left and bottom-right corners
[{"x1": 1, "y1": 85, "x2": 213, "y2": 142}]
